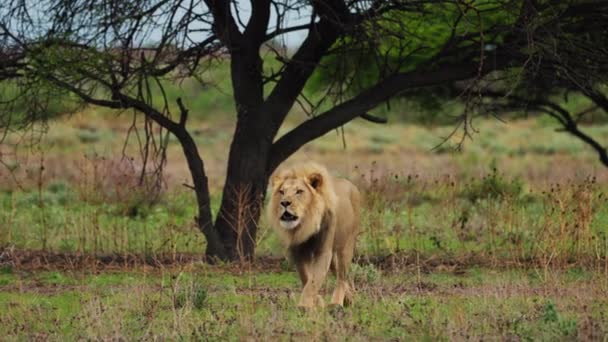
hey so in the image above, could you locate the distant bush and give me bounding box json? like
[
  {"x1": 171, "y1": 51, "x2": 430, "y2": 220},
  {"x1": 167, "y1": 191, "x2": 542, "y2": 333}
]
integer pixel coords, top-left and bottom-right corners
[
  {"x1": 75, "y1": 156, "x2": 165, "y2": 217},
  {"x1": 76, "y1": 128, "x2": 105, "y2": 143},
  {"x1": 461, "y1": 164, "x2": 524, "y2": 202},
  {"x1": 16, "y1": 180, "x2": 74, "y2": 207},
  {"x1": 0, "y1": 80, "x2": 80, "y2": 128}
]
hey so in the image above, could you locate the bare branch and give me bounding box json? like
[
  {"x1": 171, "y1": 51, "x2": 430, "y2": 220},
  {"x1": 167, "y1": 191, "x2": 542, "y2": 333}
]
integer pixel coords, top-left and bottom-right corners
[{"x1": 264, "y1": 23, "x2": 313, "y2": 42}]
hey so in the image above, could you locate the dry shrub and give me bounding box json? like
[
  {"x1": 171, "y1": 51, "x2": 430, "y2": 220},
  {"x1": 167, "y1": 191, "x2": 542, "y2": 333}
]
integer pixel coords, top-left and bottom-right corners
[
  {"x1": 353, "y1": 163, "x2": 410, "y2": 254},
  {"x1": 74, "y1": 155, "x2": 165, "y2": 216},
  {"x1": 350, "y1": 262, "x2": 382, "y2": 284},
  {"x1": 215, "y1": 183, "x2": 261, "y2": 262},
  {"x1": 353, "y1": 162, "x2": 444, "y2": 255},
  {"x1": 354, "y1": 162, "x2": 440, "y2": 211},
  {"x1": 533, "y1": 177, "x2": 607, "y2": 267}
]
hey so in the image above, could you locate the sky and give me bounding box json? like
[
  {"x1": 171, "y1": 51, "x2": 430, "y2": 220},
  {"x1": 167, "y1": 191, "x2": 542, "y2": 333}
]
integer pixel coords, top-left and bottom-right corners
[
  {"x1": 1, "y1": 1, "x2": 310, "y2": 49},
  {"x1": 239, "y1": 1, "x2": 309, "y2": 46},
  {"x1": 149, "y1": 1, "x2": 311, "y2": 48}
]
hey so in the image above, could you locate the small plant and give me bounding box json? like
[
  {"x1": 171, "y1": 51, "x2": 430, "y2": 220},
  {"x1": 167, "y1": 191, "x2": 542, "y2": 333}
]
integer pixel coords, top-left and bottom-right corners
[
  {"x1": 541, "y1": 301, "x2": 559, "y2": 323},
  {"x1": 350, "y1": 262, "x2": 381, "y2": 284},
  {"x1": 279, "y1": 258, "x2": 291, "y2": 272},
  {"x1": 0, "y1": 265, "x2": 13, "y2": 275},
  {"x1": 173, "y1": 283, "x2": 208, "y2": 310},
  {"x1": 539, "y1": 301, "x2": 578, "y2": 337}
]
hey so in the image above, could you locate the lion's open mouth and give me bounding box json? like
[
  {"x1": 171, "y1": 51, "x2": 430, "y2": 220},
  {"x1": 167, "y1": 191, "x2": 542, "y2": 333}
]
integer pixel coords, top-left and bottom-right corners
[{"x1": 280, "y1": 211, "x2": 299, "y2": 222}]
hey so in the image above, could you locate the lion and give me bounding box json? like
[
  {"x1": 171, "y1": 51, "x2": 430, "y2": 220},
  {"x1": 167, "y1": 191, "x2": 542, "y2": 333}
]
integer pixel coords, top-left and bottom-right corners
[{"x1": 268, "y1": 162, "x2": 361, "y2": 309}]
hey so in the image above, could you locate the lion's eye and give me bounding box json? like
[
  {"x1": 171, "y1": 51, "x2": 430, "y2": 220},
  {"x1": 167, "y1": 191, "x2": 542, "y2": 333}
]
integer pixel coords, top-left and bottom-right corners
[
  {"x1": 278, "y1": 189, "x2": 284, "y2": 195},
  {"x1": 296, "y1": 189, "x2": 304, "y2": 195}
]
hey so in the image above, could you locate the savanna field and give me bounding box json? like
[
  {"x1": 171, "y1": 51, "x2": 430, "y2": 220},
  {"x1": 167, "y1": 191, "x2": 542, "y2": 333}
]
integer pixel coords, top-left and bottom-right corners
[{"x1": 1, "y1": 108, "x2": 608, "y2": 340}]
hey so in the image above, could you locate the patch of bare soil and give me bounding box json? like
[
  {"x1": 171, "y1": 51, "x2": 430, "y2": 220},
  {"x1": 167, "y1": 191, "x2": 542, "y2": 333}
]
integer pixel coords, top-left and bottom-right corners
[
  {"x1": 0, "y1": 248, "x2": 281, "y2": 273},
  {"x1": 0, "y1": 283, "x2": 163, "y2": 295},
  {"x1": 0, "y1": 248, "x2": 600, "y2": 274},
  {"x1": 0, "y1": 248, "x2": 197, "y2": 271}
]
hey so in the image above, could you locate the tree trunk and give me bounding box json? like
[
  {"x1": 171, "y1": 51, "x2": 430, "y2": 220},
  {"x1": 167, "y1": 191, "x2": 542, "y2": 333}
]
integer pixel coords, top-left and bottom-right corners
[
  {"x1": 205, "y1": 44, "x2": 272, "y2": 261},
  {"x1": 211, "y1": 116, "x2": 273, "y2": 261},
  {"x1": 172, "y1": 105, "x2": 272, "y2": 262}
]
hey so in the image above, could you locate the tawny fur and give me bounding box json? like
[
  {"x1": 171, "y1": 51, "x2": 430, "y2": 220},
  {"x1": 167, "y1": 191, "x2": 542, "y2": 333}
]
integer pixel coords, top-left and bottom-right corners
[{"x1": 267, "y1": 162, "x2": 360, "y2": 309}]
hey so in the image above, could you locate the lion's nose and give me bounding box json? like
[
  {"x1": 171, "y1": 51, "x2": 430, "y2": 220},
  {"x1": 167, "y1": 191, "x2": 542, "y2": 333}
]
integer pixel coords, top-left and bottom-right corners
[{"x1": 280, "y1": 201, "x2": 291, "y2": 207}]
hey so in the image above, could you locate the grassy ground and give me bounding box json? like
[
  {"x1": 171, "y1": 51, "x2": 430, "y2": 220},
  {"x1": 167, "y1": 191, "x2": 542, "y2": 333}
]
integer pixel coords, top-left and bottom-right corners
[
  {"x1": 0, "y1": 261, "x2": 607, "y2": 340},
  {"x1": 1, "y1": 110, "x2": 608, "y2": 339}
]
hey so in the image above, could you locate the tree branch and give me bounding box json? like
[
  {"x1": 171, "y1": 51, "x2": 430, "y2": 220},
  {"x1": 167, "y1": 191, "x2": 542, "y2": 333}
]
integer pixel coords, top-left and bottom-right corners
[
  {"x1": 263, "y1": 0, "x2": 364, "y2": 133},
  {"x1": 244, "y1": 0, "x2": 271, "y2": 43},
  {"x1": 0, "y1": 51, "x2": 25, "y2": 80},
  {"x1": 114, "y1": 93, "x2": 226, "y2": 257},
  {"x1": 268, "y1": 56, "x2": 511, "y2": 172},
  {"x1": 177, "y1": 97, "x2": 188, "y2": 127},
  {"x1": 540, "y1": 103, "x2": 608, "y2": 167},
  {"x1": 264, "y1": 19, "x2": 340, "y2": 133},
  {"x1": 585, "y1": 89, "x2": 608, "y2": 113},
  {"x1": 40, "y1": 70, "x2": 227, "y2": 254},
  {"x1": 360, "y1": 113, "x2": 388, "y2": 124},
  {"x1": 479, "y1": 90, "x2": 608, "y2": 168},
  {"x1": 264, "y1": 23, "x2": 313, "y2": 42}
]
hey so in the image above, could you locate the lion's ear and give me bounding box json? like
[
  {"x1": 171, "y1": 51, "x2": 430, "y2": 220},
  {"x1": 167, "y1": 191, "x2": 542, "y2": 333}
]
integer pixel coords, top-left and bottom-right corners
[
  {"x1": 271, "y1": 171, "x2": 285, "y2": 189},
  {"x1": 308, "y1": 172, "x2": 323, "y2": 190}
]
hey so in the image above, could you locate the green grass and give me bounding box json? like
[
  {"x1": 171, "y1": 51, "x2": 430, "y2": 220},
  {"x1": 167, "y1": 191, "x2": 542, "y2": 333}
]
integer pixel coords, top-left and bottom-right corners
[
  {"x1": 2, "y1": 174, "x2": 607, "y2": 264},
  {"x1": 0, "y1": 267, "x2": 606, "y2": 340},
  {"x1": 0, "y1": 190, "x2": 208, "y2": 254}
]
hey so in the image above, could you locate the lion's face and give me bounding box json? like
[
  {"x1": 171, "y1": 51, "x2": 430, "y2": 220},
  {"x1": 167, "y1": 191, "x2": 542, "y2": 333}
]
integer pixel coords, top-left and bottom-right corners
[
  {"x1": 273, "y1": 178, "x2": 315, "y2": 230},
  {"x1": 268, "y1": 164, "x2": 332, "y2": 246}
]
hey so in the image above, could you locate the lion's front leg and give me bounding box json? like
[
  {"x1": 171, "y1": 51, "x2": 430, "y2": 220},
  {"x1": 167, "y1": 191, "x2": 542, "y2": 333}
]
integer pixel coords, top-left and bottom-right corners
[
  {"x1": 330, "y1": 236, "x2": 356, "y2": 307},
  {"x1": 297, "y1": 250, "x2": 332, "y2": 309}
]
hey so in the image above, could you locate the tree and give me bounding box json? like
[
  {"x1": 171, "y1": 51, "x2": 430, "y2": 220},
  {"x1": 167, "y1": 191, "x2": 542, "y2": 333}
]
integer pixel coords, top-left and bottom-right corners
[{"x1": 1, "y1": 0, "x2": 606, "y2": 261}]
